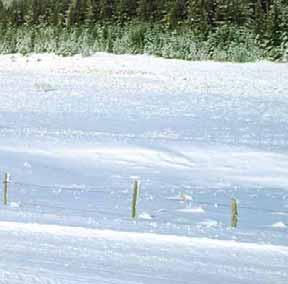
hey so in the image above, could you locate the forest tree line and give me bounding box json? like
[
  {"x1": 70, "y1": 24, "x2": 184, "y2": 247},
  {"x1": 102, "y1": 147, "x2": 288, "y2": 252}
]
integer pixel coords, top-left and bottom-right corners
[
  {"x1": 0, "y1": 0, "x2": 287, "y2": 61},
  {"x1": 1, "y1": 1, "x2": 287, "y2": 32}
]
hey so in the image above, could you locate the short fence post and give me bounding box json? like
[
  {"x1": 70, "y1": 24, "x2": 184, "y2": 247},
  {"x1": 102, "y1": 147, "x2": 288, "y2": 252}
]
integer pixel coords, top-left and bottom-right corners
[
  {"x1": 3, "y1": 173, "x2": 10, "y2": 206},
  {"x1": 231, "y1": 198, "x2": 238, "y2": 228},
  {"x1": 131, "y1": 180, "x2": 140, "y2": 218}
]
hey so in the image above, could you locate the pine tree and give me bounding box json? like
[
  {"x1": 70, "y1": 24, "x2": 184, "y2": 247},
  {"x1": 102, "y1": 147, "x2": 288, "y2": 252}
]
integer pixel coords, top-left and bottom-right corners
[
  {"x1": 115, "y1": 0, "x2": 137, "y2": 22},
  {"x1": 85, "y1": 0, "x2": 95, "y2": 23},
  {"x1": 137, "y1": 0, "x2": 153, "y2": 21},
  {"x1": 66, "y1": 0, "x2": 81, "y2": 26},
  {"x1": 265, "y1": 0, "x2": 282, "y2": 46},
  {"x1": 99, "y1": 0, "x2": 114, "y2": 20},
  {"x1": 188, "y1": 0, "x2": 209, "y2": 33},
  {"x1": 165, "y1": 0, "x2": 188, "y2": 28}
]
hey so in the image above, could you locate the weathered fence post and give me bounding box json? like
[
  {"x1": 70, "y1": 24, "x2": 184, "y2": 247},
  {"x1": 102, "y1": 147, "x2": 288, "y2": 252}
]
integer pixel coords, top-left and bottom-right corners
[
  {"x1": 131, "y1": 180, "x2": 140, "y2": 218},
  {"x1": 3, "y1": 173, "x2": 10, "y2": 206},
  {"x1": 231, "y1": 198, "x2": 238, "y2": 228}
]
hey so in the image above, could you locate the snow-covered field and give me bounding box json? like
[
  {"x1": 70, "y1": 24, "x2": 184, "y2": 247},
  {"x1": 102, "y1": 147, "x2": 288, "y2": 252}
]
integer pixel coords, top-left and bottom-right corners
[{"x1": 0, "y1": 53, "x2": 287, "y2": 283}]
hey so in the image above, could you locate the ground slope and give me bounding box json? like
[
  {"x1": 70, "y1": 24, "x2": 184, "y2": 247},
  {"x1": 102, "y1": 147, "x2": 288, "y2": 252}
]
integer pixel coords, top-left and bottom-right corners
[{"x1": 0, "y1": 53, "x2": 287, "y2": 283}]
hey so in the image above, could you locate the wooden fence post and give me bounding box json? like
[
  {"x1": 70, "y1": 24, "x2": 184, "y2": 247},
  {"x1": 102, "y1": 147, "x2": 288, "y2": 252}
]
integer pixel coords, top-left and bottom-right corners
[
  {"x1": 3, "y1": 173, "x2": 10, "y2": 206},
  {"x1": 131, "y1": 180, "x2": 140, "y2": 218},
  {"x1": 231, "y1": 198, "x2": 238, "y2": 228}
]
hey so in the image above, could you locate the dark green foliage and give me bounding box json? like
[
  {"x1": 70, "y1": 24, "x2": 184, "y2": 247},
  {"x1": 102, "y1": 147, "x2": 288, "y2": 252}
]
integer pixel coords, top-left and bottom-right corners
[
  {"x1": 0, "y1": 0, "x2": 287, "y2": 61},
  {"x1": 0, "y1": 23, "x2": 264, "y2": 62}
]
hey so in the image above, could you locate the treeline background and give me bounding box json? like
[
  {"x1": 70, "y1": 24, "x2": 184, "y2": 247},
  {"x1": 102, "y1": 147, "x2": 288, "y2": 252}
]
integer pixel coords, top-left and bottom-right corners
[{"x1": 0, "y1": 0, "x2": 287, "y2": 61}]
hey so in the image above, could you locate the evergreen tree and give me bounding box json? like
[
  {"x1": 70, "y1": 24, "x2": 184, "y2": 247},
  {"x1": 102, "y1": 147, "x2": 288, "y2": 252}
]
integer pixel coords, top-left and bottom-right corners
[
  {"x1": 137, "y1": 0, "x2": 154, "y2": 21},
  {"x1": 98, "y1": 0, "x2": 114, "y2": 20},
  {"x1": 115, "y1": 0, "x2": 137, "y2": 22},
  {"x1": 188, "y1": 0, "x2": 209, "y2": 33},
  {"x1": 66, "y1": 0, "x2": 81, "y2": 26},
  {"x1": 165, "y1": 0, "x2": 188, "y2": 28}
]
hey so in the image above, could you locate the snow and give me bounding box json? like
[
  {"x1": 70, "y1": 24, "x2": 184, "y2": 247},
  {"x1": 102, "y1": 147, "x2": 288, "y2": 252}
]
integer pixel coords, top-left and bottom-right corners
[
  {"x1": 139, "y1": 212, "x2": 153, "y2": 220},
  {"x1": 198, "y1": 219, "x2": 220, "y2": 228},
  {"x1": 0, "y1": 53, "x2": 287, "y2": 283},
  {"x1": 0, "y1": 221, "x2": 287, "y2": 284},
  {"x1": 272, "y1": 222, "x2": 287, "y2": 229},
  {"x1": 168, "y1": 194, "x2": 193, "y2": 201},
  {"x1": 177, "y1": 207, "x2": 205, "y2": 213}
]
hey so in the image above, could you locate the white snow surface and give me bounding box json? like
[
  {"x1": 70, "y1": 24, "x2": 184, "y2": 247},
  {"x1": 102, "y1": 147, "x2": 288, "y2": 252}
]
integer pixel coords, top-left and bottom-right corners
[
  {"x1": 178, "y1": 207, "x2": 205, "y2": 213},
  {"x1": 0, "y1": 53, "x2": 288, "y2": 283}
]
